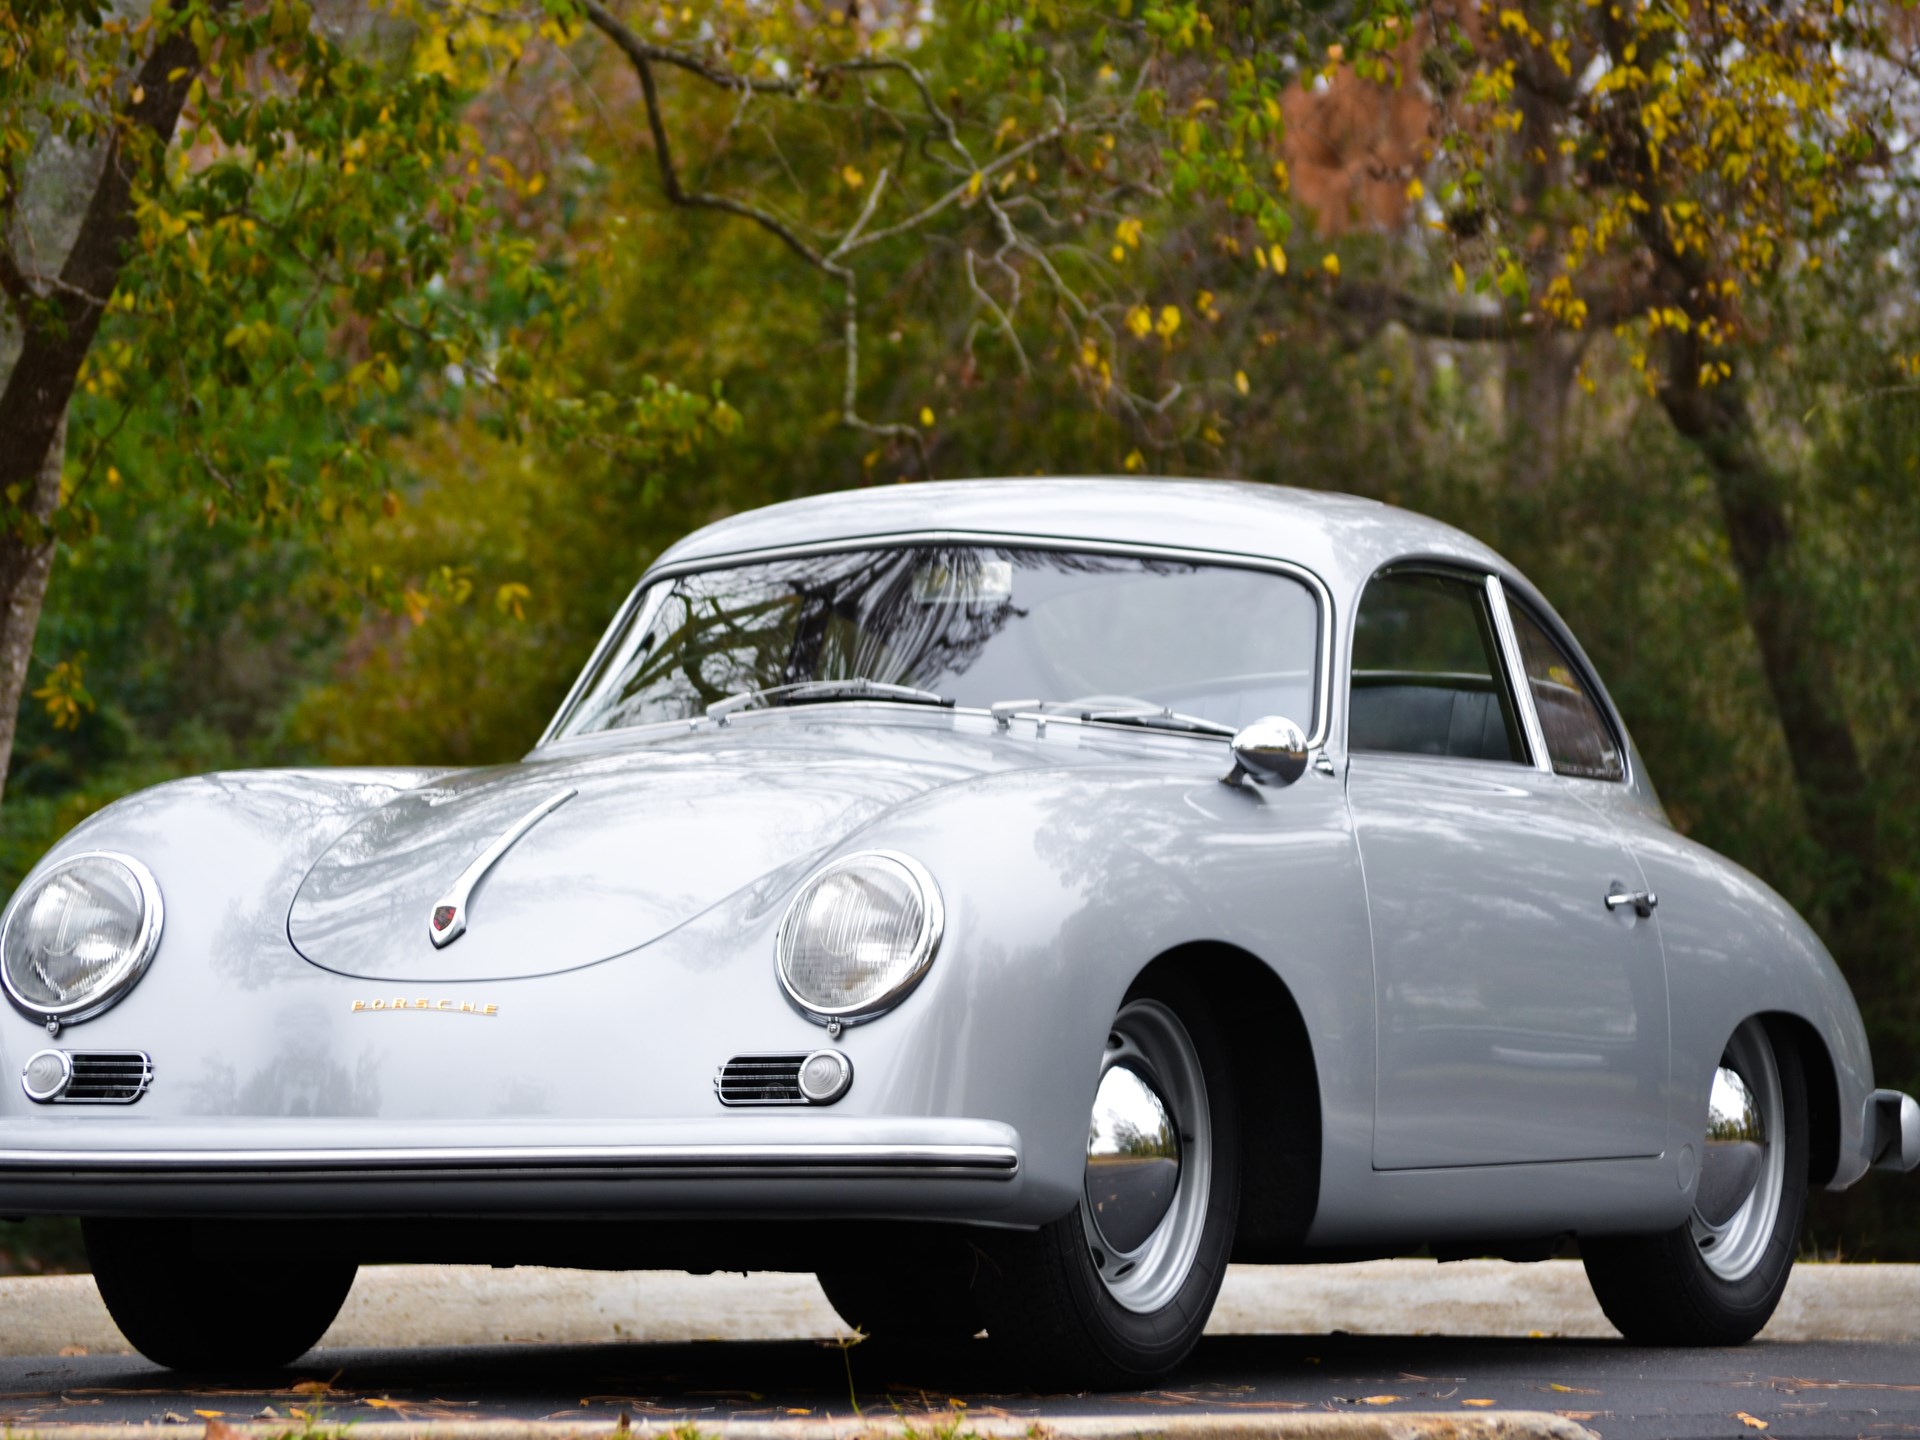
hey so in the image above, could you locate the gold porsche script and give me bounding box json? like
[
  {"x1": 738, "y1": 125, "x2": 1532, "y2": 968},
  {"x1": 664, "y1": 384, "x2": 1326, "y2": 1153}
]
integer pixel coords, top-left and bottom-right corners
[{"x1": 351, "y1": 998, "x2": 499, "y2": 1016}]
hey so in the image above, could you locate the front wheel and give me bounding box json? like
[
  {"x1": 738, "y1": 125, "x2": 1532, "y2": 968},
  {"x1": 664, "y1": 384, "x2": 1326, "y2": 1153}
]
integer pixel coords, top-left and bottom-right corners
[
  {"x1": 85, "y1": 1219, "x2": 358, "y2": 1372},
  {"x1": 1582, "y1": 1018, "x2": 1807, "y2": 1345},
  {"x1": 972, "y1": 978, "x2": 1239, "y2": 1388},
  {"x1": 816, "y1": 1235, "x2": 985, "y2": 1342}
]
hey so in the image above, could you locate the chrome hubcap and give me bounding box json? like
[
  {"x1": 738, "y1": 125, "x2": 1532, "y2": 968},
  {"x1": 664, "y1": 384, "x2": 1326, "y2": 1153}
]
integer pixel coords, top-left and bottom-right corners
[
  {"x1": 1081, "y1": 999, "x2": 1210, "y2": 1314},
  {"x1": 1691, "y1": 1020, "x2": 1784, "y2": 1281}
]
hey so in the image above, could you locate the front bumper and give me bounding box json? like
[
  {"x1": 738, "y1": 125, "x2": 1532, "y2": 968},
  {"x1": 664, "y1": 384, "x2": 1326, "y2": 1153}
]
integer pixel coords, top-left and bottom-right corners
[
  {"x1": 0, "y1": 1116, "x2": 1035, "y2": 1220},
  {"x1": 1869, "y1": 1089, "x2": 1920, "y2": 1174}
]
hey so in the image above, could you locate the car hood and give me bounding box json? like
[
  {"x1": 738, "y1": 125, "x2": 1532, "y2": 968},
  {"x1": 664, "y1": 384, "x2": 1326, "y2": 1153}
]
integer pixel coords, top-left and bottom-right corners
[{"x1": 287, "y1": 722, "x2": 996, "y2": 982}]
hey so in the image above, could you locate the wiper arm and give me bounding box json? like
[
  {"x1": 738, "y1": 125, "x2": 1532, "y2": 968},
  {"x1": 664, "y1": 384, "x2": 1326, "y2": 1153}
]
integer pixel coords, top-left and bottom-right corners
[
  {"x1": 990, "y1": 699, "x2": 1236, "y2": 737},
  {"x1": 708, "y1": 677, "x2": 954, "y2": 722},
  {"x1": 1078, "y1": 705, "x2": 1237, "y2": 737}
]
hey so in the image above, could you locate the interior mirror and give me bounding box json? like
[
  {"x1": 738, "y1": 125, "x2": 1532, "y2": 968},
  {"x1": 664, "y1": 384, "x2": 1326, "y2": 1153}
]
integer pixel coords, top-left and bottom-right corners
[{"x1": 1223, "y1": 716, "x2": 1309, "y2": 788}]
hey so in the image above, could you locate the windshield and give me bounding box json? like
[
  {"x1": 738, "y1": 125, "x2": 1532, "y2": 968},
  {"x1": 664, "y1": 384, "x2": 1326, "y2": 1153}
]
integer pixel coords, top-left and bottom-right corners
[{"x1": 551, "y1": 544, "x2": 1321, "y2": 740}]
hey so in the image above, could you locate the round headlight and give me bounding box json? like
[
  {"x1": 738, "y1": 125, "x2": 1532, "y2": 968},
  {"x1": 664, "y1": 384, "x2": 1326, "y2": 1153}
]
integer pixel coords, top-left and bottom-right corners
[
  {"x1": 775, "y1": 851, "x2": 942, "y2": 1022},
  {"x1": 1, "y1": 851, "x2": 163, "y2": 1025}
]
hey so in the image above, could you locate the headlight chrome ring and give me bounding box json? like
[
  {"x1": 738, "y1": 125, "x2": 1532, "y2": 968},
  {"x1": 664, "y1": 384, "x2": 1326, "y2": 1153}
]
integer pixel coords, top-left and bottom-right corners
[
  {"x1": 1, "y1": 850, "x2": 164, "y2": 1029},
  {"x1": 775, "y1": 850, "x2": 942, "y2": 1026}
]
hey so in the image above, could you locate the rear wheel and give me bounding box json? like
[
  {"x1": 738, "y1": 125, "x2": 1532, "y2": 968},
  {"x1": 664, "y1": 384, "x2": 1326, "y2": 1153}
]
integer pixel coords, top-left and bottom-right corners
[
  {"x1": 1582, "y1": 1018, "x2": 1807, "y2": 1346},
  {"x1": 85, "y1": 1219, "x2": 357, "y2": 1372},
  {"x1": 972, "y1": 976, "x2": 1239, "y2": 1388}
]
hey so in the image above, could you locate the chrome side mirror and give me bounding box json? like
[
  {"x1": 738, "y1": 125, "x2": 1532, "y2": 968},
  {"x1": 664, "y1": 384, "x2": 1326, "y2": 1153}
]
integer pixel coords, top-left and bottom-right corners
[{"x1": 1222, "y1": 716, "x2": 1309, "y2": 788}]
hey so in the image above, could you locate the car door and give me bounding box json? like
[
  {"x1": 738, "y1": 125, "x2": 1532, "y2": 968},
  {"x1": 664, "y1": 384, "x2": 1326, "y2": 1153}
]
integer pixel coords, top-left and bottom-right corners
[{"x1": 1345, "y1": 566, "x2": 1669, "y2": 1169}]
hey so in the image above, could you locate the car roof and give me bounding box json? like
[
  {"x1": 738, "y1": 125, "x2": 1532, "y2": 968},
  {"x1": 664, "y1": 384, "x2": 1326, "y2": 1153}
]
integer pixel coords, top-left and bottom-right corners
[{"x1": 651, "y1": 477, "x2": 1511, "y2": 594}]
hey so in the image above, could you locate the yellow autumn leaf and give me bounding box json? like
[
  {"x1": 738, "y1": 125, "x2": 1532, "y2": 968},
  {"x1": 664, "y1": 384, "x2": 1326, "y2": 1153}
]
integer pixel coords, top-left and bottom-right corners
[
  {"x1": 965, "y1": 171, "x2": 983, "y2": 200},
  {"x1": 1123, "y1": 448, "x2": 1146, "y2": 472},
  {"x1": 1322, "y1": 253, "x2": 1341, "y2": 278},
  {"x1": 1462, "y1": 1399, "x2": 1496, "y2": 1408},
  {"x1": 496, "y1": 582, "x2": 531, "y2": 619},
  {"x1": 842, "y1": 164, "x2": 864, "y2": 189},
  {"x1": 1735, "y1": 1414, "x2": 1769, "y2": 1431},
  {"x1": 1234, "y1": 370, "x2": 1249, "y2": 395},
  {"x1": 1406, "y1": 177, "x2": 1425, "y2": 202},
  {"x1": 919, "y1": 407, "x2": 935, "y2": 427},
  {"x1": 1270, "y1": 243, "x2": 1287, "y2": 274},
  {"x1": 1453, "y1": 261, "x2": 1467, "y2": 292}
]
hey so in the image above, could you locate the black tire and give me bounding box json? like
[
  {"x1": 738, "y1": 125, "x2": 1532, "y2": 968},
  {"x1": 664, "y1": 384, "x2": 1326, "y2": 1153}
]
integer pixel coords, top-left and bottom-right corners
[
  {"x1": 85, "y1": 1219, "x2": 358, "y2": 1372},
  {"x1": 1582, "y1": 1022, "x2": 1808, "y2": 1346},
  {"x1": 816, "y1": 1239, "x2": 985, "y2": 1342},
  {"x1": 971, "y1": 972, "x2": 1240, "y2": 1389}
]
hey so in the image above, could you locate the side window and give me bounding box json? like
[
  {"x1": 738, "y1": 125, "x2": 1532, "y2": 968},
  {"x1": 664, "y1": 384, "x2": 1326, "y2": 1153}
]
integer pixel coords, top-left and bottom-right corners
[
  {"x1": 1508, "y1": 607, "x2": 1625, "y2": 781},
  {"x1": 1350, "y1": 570, "x2": 1525, "y2": 764}
]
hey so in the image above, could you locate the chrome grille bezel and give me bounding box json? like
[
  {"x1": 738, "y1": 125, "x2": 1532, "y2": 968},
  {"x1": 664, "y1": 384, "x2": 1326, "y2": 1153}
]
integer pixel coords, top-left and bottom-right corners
[
  {"x1": 715, "y1": 1052, "x2": 809, "y2": 1106},
  {"x1": 21, "y1": 1049, "x2": 153, "y2": 1105}
]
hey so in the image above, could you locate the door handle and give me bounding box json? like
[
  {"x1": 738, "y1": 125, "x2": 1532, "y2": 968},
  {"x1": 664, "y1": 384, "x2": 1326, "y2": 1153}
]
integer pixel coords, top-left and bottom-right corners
[{"x1": 1605, "y1": 888, "x2": 1657, "y2": 919}]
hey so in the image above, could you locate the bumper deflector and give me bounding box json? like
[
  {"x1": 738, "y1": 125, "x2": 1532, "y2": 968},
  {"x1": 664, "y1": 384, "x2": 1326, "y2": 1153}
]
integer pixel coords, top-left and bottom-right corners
[{"x1": 1869, "y1": 1089, "x2": 1920, "y2": 1174}]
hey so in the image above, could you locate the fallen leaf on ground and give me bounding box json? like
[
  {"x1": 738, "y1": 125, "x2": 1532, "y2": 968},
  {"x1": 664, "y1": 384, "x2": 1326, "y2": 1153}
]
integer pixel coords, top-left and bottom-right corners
[
  {"x1": 1462, "y1": 1399, "x2": 1497, "y2": 1408},
  {"x1": 786, "y1": 1409, "x2": 812, "y2": 1416},
  {"x1": 1735, "y1": 1414, "x2": 1769, "y2": 1431},
  {"x1": 1548, "y1": 1383, "x2": 1601, "y2": 1394},
  {"x1": 57, "y1": 1346, "x2": 86, "y2": 1358},
  {"x1": 1357, "y1": 1395, "x2": 1405, "y2": 1405},
  {"x1": 193, "y1": 1410, "x2": 224, "y2": 1419}
]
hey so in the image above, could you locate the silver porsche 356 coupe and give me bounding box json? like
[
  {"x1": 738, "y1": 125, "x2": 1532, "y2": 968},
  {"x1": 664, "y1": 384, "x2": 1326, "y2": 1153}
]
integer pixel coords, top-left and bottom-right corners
[{"x1": 3, "y1": 478, "x2": 1914, "y2": 1384}]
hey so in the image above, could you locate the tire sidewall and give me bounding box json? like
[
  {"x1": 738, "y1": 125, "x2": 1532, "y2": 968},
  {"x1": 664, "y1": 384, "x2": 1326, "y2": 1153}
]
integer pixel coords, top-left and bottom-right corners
[
  {"x1": 1058, "y1": 971, "x2": 1242, "y2": 1370},
  {"x1": 1685, "y1": 1030, "x2": 1810, "y2": 1325}
]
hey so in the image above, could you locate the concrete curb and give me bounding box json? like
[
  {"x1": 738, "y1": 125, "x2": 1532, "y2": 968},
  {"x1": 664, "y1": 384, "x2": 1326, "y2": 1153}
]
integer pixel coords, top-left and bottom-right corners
[{"x1": 0, "y1": 1416, "x2": 1598, "y2": 1440}]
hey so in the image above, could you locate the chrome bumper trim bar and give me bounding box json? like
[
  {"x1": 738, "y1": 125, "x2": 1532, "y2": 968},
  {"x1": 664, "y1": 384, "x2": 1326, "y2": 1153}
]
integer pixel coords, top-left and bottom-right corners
[{"x1": 0, "y1": 1141, "x2": 1020, "y2": 1178}]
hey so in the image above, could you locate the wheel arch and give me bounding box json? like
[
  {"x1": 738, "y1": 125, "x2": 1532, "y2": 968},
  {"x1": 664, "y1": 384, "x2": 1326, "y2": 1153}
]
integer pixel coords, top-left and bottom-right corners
[
  {"x1": 1127, "y1": 941, "x2": 1322, "y2": 1260},
  {"x1": 1760, "y1": 1011, "x2": 1841, "y2": 1188}
]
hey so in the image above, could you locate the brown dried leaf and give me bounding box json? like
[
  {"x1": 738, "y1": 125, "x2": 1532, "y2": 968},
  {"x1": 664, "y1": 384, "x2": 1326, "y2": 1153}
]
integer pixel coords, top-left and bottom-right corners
[
  {"x1": 1462, "y1": 1399, "x2": 1497, "y2": 1408},
  {"x1": 56, "y1": 1346, "x2": 87, "y2": 1358},
  {"x1": 1548, "y1": 1383, "x2": 1601, "y2": 1394},
  {"x1": 1736, "y1": 1413, "x2": 1770, "y2": 1431}
]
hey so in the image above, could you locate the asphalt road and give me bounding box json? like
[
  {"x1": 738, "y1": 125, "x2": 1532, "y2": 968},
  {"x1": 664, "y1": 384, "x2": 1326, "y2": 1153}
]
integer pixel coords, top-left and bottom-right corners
[{"x1": 1, "y1": 1333, "x2": 1917, "y2": 1439}]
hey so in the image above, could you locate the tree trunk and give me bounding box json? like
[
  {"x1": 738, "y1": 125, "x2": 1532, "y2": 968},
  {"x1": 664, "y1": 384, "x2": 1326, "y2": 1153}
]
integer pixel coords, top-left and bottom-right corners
[
  {"x1": 0, "y1": 412, "x2": 66, "y2": 808},
  {"x1": 0, "y1": 19, "x2": 203, "y2": 811},
  {"x1": 1502, "y1": 331, "x2": 1585, "y2": 491},
  {"x1": 1658, "y1": 338, "x2": 1882, "y2": 919}
]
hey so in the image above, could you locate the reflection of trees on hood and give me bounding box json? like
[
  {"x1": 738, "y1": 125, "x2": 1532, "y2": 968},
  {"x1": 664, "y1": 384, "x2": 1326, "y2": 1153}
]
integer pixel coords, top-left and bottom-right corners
[{"x1": 588, "y1": 546, "x2": 1201, "y2": 727}]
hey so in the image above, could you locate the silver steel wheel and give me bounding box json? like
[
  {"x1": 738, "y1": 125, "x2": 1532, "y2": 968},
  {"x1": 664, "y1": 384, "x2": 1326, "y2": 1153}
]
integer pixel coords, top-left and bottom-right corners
[
  {"x1": 1080, "y1": 998, "x2": 1211, "y2": 1314},
  {"x1": 1691, "y1": 1019, "x2": 1786, "y2": 1282}
]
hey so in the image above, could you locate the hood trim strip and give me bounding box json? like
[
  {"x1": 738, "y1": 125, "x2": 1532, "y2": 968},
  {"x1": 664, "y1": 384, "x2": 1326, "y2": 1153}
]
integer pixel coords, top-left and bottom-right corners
[{"x1": 428, "y1": 788, "x2": 578, "y2": 948}]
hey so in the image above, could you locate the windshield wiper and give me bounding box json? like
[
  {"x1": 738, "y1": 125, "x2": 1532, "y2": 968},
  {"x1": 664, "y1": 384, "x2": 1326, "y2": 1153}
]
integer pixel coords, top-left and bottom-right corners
[
  {"x1": 707, "y1": 677, "x2": 954, "y2": 722},
  {"x1": 991, "y1": 699, "x2": 1237, "y2": 737}
]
